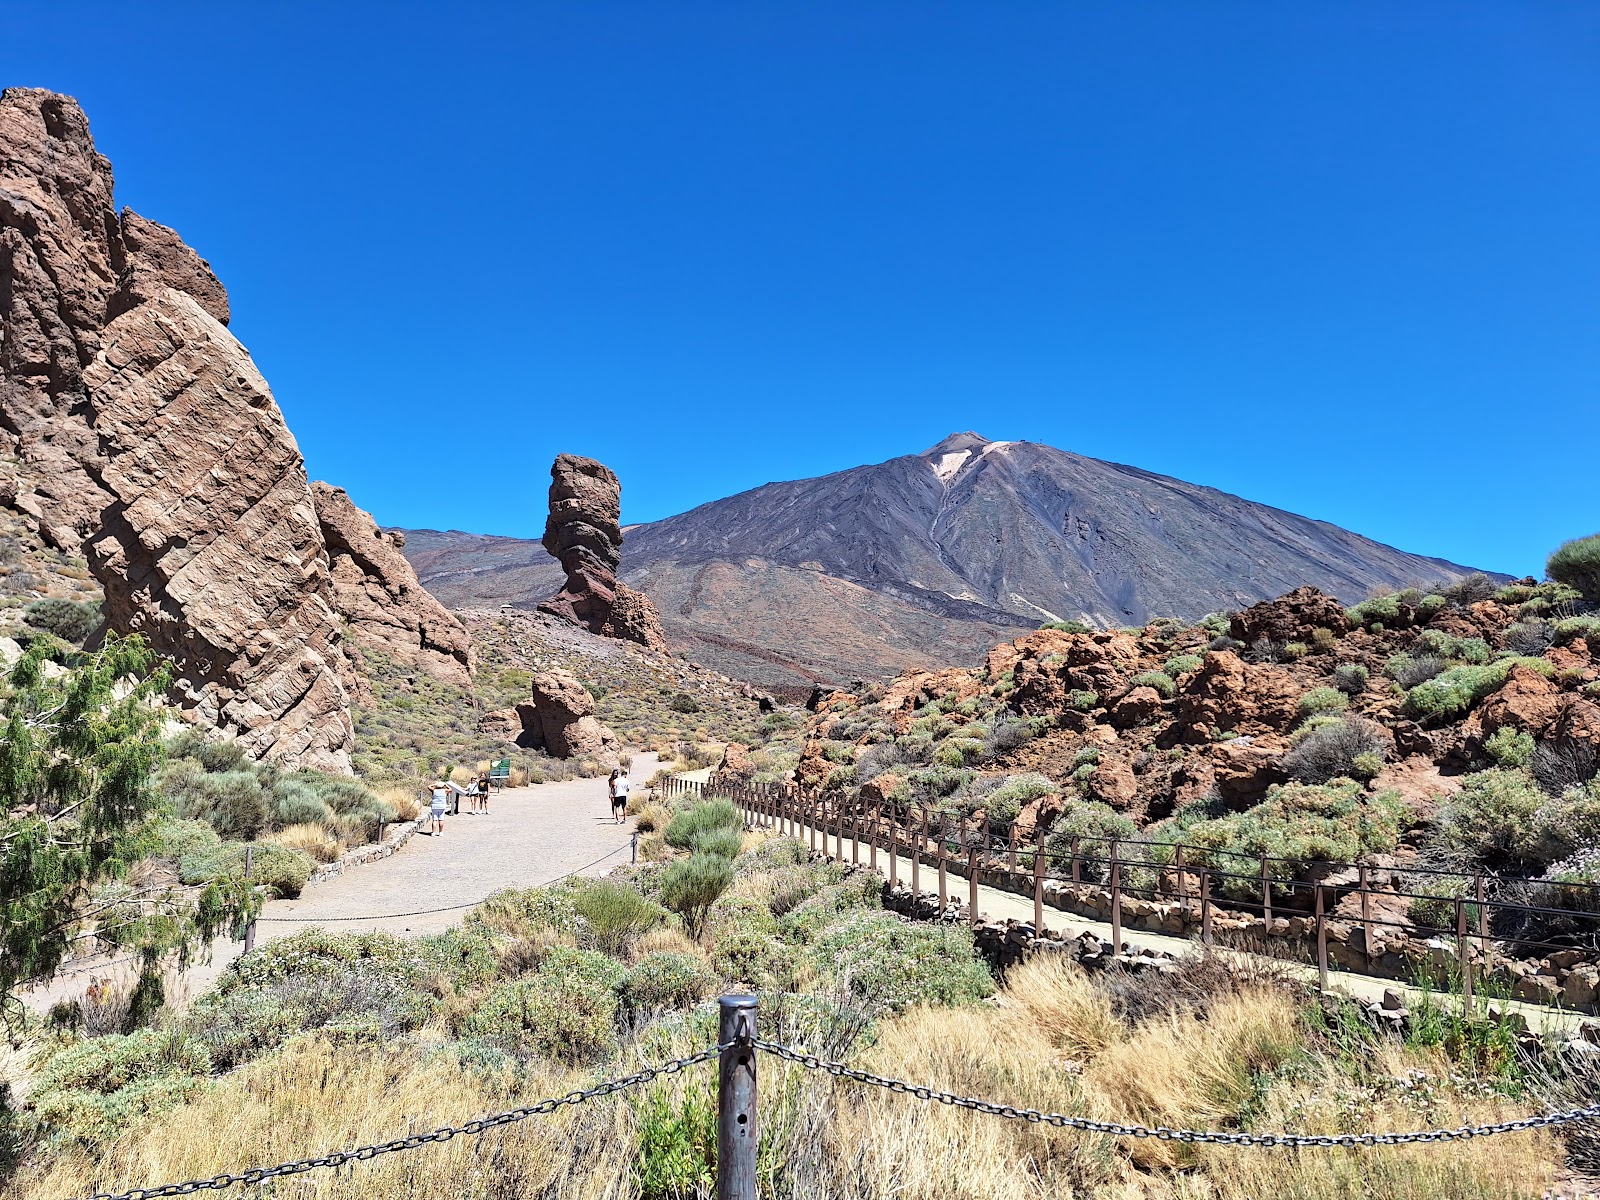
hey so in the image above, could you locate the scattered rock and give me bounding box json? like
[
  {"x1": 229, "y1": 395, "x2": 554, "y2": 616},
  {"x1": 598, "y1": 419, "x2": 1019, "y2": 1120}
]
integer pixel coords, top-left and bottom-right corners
[
  {"x1": 1229, "y1": 586, "x2": 1350, "y2": 646},
  {"x1": 514, "y1": 668, "x2": 620, "y2": 762}
]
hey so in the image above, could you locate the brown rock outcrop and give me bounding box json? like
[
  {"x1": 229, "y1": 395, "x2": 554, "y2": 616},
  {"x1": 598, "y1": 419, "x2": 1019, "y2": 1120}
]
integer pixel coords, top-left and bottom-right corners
[
  {"x1": 720, "y1": 742, "x2": 755, "y2": 780},
  {"x1": 1230, "y1": 586, "x2": 1349, "y2": 646},
  {"x1": 514, "y1": 669, "x2": 620, "y2": 762},
  {"x1": 538, "y1": 454, "x2": 668, "y2": 652},
  {"x1": 312, "y1": 482, "x2": 474, "y2": 689},
  {"x1": 0, "y1": 88, "x2": 355, "y2": 770}
]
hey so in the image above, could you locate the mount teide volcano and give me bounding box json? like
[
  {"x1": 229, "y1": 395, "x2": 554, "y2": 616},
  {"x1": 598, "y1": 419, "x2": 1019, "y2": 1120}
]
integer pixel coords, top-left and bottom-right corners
[{"x1": 401, "y1": 433, "x2": 1494, "y2": 694}]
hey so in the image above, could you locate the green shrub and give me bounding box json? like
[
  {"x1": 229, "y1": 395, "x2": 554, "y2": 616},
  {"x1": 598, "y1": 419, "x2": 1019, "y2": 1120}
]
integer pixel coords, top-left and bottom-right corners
[
  {"x1": 1520, "y1": 785, "x2": 1600, "y2": 868},
  {"x1": 22, "y1": 597, "x2": 100, "y2": 643},
  {"x1": 572, "y1": 880, "x2": 666, "y2": 956},
  {"x1": 1043, "y1": 800, "x2": 1136, "y2": 882},
  {"x1": 1555, "y1": 615, "x2": 1600, "y2": 645},
  {"x1": 933, "y1": 738, "x2": 984, "y2": 768},
  {"x1": 668, "y1": 693, "x2": 701, "y2": 713},
  {"x1": 31, "y1": 1030, "x2": 209, "y2": 1143},
  {"x1": 1404, "y1": 658, "x2": 1554, "y2": 723},
  {"x1": 272, "y1": 781, "x2": 333, "y2": 827},
  {"x1": 660, "y1": 854, "x2": 734, "y2": 936},
  {"x1": 1297, "y1": 687, "x2": 1349, "y2": 719},
  {"x1": 1040, "y1": 619, "x2": 1092, "y2": 634},
  {"x1": 663, "y1": 800, "x2": 743, "y2": 851},
  {"x1": 177, "y1": 841, "x2": 312, "y2": 897},
  {"x1": 1067, "y1": 689, "x2": 1099, "y2": 711},
  {"x1": 1182, "y1": 782, "x2": 1413, "y2": 899},
  {"x1": 1548, "y1": 533, "x2": 1600, "y2": 601},
  {"x1": 692, "y1": 828, "x2": 745, "y2": 860},
  {"x1": 167, "y1": 768, "x2": 272, "y2": 839},
  {"x1": 1346, "y1": 595, "x2": 1404, "y2": 629},
  {"x1": 1331, "y1": 663, "x2": 1369, "y2": 696},
  {"x1": 1164, "y1": 654, "x2": 1203, "y2": 677},
  {"x1": 1485, "y1": 727, "x2": 1536, "y2": 769},
  {"x1": 464, "y1": 883, "x2": 582, "y2": 942},
  {"x1": 808, "y1": 911, "x2": 992, "y2": 1014},
  {"x1": 986, "y1": 772, "x2": 1058, "y2": 809},
  {"x1": 1281, "y1": 717, "x2": 1388, "y2": 785},
  {"x1": 620, "y1": 952, "x2": 715, "y2": 1015},
  {"x1": 147, "y1": 817, "x2": 221, "y2": 861},
  {"x1": 461, "y1": 948, "x2": 624, "y2": 1061},
  {"x1": 1282, "y1": 642, "x2": 1310, "y2": 661},
  {"x1": 1129, "y1": 671, "x2": 1176, "y2": 699},
  {"x1": 1430, "y1": 768, "x2": 1547, "y2": 868},
  {"x1": 1350, "y1": 752, "x2": 1385, "y2": 781}
]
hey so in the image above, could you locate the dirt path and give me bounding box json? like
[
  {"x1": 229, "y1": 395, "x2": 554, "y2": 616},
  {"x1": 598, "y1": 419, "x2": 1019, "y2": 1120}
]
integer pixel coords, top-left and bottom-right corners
[{"x1": 22, "y1": 755, "x2": 659, "y2": 1013}]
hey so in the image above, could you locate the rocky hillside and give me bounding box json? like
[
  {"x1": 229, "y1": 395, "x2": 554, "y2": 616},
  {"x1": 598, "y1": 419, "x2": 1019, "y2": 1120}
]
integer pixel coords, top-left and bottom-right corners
[
  {"x1": 0, "y1": 87, "x2": 470, "y2": 770},
  {"x1": 402, "y1": 433, "x2": 1494, "y2": 694},
  {"x1": 782, "y1": 562, "x2": 1600, "y2": 934}
]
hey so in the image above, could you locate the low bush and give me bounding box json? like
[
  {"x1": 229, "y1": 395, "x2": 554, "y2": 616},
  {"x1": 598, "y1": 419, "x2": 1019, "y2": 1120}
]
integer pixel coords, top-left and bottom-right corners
[
  {"x1": 1556, "y1": 615, "x2": 1600, "y2": 645},
  {"x1": 1040, "y1": 619, "x2": 1092, "y2": 633},
  {"x1": 808, "y1": 911, "x2": 993, "y2": 1014},
  {"x1": 1182, "y1": 782, "x2": 1413, "y2": 899},
  {"x1": 1548, "y1": 532, "x2": 1600, "y2": 601},
  {"x1": 30, "y1": 1030, "x2": 209, "y2": 1144},
  {"x1": 1438, "y1": 573, "x2": 1500, "y2": 606},
  {"x1": 22, "y1": 597, "x2": 100, "y2": 643},
  {"x1": 1297, "y1": 687, "x2": 1349, "y2": 720},
  {"x1": 1404, "y1": 657, "x2": 1553, "y2": 723},
  {"x1": 1281, "y1": 717, "x2": 1389, "y2": 784},
  {"x1": 1128, "y1": 670, "x2": 1176, "y2": 699},
  {"x1": 268, "y1": 822, "x2": 342, "y2": 863},
  {"x1": 1043, "y1": 800, "x2": 1137, "y2": 882},
  {"x1": 1331, "y1": 663, "x2": 1369, "y2": 696},
  {"x1": 663, "y1": 799, "x2": 742, "y2": 852},
  {"x1": 1164, "y1": 654, "x2": 1203, "y2": 677},
  {"x1": 1067, "y1": 689, "x2": 1099, "y2": 710},
  {"x1": 1502, "y1": 619, "x2": 1557, "y2": 657},
  {"x1": 1430, "y1": 768, "x2": 1547, "y2": 869},
  {"x1": 461, "y1": 947, "x2": 624, "y2": 1061},
  {"x1": 1522, "y1": 784, "x2": 1600, "y2": 868},
  {"x1": 659, "y1": 854, "x2": 733, "y2": 936},
  {"x1": 572, "y1": 880, "x2": 666, "y2": 956},
  {"x1": 1485, "y1": 727, "x2": 1536, "y2": 769},
  {"x1": 619, "y1": 951, "x2": 715, "y2": 1015},
  {"x1": 177, "y1": 841, "x2": 313, "y2": 897}
]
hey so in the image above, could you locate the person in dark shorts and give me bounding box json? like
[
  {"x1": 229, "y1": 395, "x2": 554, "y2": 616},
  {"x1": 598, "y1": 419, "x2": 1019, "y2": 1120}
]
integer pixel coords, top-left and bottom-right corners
[{"x1": 610, "y1": 768, "x2": 630, "y2": 823}]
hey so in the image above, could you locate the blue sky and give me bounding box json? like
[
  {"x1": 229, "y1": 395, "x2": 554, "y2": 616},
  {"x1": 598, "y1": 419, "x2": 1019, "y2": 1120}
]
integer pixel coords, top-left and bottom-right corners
[{"x1": 4, "y1": 2, "x2": 1598, "y2": 576}]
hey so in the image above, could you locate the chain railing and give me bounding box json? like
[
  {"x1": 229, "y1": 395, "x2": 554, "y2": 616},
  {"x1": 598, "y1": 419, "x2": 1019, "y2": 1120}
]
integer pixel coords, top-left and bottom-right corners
[{"x1": 77, "y1": 996, "x2": 1600, "y2": 1200}]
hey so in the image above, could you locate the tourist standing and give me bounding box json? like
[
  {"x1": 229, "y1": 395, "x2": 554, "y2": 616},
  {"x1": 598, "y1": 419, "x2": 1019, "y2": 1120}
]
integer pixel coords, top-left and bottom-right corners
[
  {"x1": 611, "y1": 767, "x2": 630, "y2": 824},
  {"x1": 477, "y1": 772, "x2": 491, "y2": 814},
  {"x1": 429, "y1": 780, "x2": 448, "y2": 835}
]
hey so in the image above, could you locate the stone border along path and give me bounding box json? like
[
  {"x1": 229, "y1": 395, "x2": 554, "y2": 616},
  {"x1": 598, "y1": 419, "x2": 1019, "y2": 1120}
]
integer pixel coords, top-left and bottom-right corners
[
  {"x1": 766, "y1": 809, "x2": 1593, "y2": 1036},
  {"x1": 21, "y1": 754, "x2": 661, "y2": 1015}
]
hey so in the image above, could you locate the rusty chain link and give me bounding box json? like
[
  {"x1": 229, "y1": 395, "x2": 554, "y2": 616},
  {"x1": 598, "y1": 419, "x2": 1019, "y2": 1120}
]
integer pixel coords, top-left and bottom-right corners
[
  {"x1": 78, "y1": 1043, "x2": 728, "y2": 1200},
  {"x1": 753, "y1": 1038, "x2": 1600, "y2": 1147}
]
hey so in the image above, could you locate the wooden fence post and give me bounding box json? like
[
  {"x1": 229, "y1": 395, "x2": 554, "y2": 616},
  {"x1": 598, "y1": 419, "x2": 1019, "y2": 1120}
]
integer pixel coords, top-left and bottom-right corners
[
  {"x1": 1359, "y1": 864, "x2": 1372, "y2": 965},
  {"x1": 716, "y1": 995, "x2": 758, "y2": 1200},
  {"x1": 1175, "y1": 844, "x2": 1187, "y2": 910},
  {"x1": 912, "y1": 811, "x2": 924, "y2": 905},
  {"x1": 938, "y1": 820, "x2": 949, "y2": 916},
  {"x1": 1071, "y1": 836, "x2": 1081, "y2": 886},
  {"x1": 1200, "y1": 868, "x2": 1213, "y2": 946},
  {"x1": 887, "y1": 810, "x2": 898, "y2": 889},
  {"x1": 1315, "y1": 884, "x2": 1329, "y2": 992},
  {"x1": 1456, "y1": 895, "x2": 1475, "y2": 1006},
  {"x1": 243, "y1": 845, "x2": 257, "y2": 955},
  {"x1": 1261, "y1": 855, "x2": 1272, "y2": 927},
  {"x1": 968, "y1": 844, "x2": 979, "y2": 927},
  {"x1": 1008, "y1": 827, "x2": 1018, "y2": 877},
  {"x1": 1033, "y1": 837, "x2": 1045, "y2": 935},
  {"x1": 1109, "y1": 839, "x2": 1122, "y2": 956},
  {"x1": 1476, "y1": 871, "x2": 1492, "y2": 977},
  {"x1": 850, "y1": 795, "x2": 860, "y2": 865},
  {"x1": 870, "y1": 804, "x2": 880, "y2": 871}
]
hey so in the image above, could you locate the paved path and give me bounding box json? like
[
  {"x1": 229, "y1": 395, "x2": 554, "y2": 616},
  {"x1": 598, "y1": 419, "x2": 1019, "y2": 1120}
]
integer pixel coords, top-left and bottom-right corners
[{"x1": 22, "y1": 756, "x2": 658, "y2": 1012}]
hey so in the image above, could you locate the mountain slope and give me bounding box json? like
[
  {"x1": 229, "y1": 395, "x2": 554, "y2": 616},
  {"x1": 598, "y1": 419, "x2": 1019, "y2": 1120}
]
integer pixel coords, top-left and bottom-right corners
[{"x1": 401, "y1": 433, "x2": 1497, "y2": 692}]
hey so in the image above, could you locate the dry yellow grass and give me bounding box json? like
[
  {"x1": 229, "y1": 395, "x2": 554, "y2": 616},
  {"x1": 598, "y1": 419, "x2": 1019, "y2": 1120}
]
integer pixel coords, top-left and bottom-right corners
[
  {"x1": 266, "y1": 822, "x2": 344, "y2": 863},
  {"x1": 378, "y1": 785, "x2": 422, "y2": 821},
  {"x1": 13, "y1": 1037, "x2": 633, "y2": 1200},
  {"x1": 631, "y1": 926, "x2": 711, "y2": 965}
]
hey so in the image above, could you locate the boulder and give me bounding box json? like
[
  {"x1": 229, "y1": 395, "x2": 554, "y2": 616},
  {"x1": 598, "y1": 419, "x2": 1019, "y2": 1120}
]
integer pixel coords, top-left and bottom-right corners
[
  {"x1": 1109, "y1": 686, "x2": 1164, "y2": 728},
  {"x1": 514, "y1": 669, "x2": 619, "y2": 762},
  {"x1": 479, "y1": 708, "x2": 522, "y2": 742},
  {"x1": 538, "y1": 454, "x2": 668, "y2": 651},
  {"x1": 1209, "y1": 738, "x2": 1287, "y2": 806},
  {"x1": 1087, "y1": 755, "x2": 1139, "y2": 808},
  {"x1": 1229, "y1": 586, "x2": 1349, "y2": 646},
  {"x1": 720, "y1": 741, "x2": 755, "y2": 779},
  {"x1": 312, "y1": 482, "x2": 474, "y2": 689}
]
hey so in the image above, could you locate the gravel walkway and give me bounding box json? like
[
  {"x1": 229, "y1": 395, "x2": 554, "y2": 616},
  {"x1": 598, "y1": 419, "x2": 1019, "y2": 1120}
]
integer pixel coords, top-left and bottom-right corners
[{"x1": 22, "y1": 755, "x2": 658, "y2": 1012}]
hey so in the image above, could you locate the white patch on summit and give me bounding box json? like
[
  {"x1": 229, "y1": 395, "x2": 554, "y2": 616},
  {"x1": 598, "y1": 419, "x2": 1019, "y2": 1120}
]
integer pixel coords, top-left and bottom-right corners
[{"x1": 933, "y1": 450, "x2": 971, "y2": 482}]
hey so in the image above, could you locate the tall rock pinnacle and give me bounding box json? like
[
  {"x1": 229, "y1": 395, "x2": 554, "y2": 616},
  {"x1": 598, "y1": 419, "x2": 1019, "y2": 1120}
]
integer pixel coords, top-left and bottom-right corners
[{"x1": 537, "y1": 454, "x2": 668, "y2": 652}]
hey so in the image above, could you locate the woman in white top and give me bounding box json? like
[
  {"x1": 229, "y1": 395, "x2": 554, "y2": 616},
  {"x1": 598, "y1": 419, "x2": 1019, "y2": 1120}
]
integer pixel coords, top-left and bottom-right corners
[
  {"x1": 610, "y1": 769, "x2": 630, "y2": 824},
  {"x1": 429, "y1": 781, "x2": 448, "y2": 835}
]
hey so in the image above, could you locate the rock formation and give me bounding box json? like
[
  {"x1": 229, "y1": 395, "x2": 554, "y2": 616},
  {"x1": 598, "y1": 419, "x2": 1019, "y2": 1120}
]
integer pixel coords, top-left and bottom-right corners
[
  {"x1": 513, "y1": 669, "x2": 620, "y2": 762},
  {"x1": 0, "y1": 87, "x2": 354, "y2": 770},
  {"x1": 312, "y1": 482, "x2": 474, "y2": 690},
  {"x1": 538, "y1": 454, "x2": 668, "y2": 652}
]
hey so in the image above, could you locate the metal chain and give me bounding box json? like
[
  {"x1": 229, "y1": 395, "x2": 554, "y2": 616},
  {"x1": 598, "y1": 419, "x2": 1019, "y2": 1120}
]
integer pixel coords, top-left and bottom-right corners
[
  {"x1": 80, "y1": 1043, "x2": 728, "y2": 1200},
  {"x1": 752, "y1": 1039, "x2": 1600, "y2": 1147}
]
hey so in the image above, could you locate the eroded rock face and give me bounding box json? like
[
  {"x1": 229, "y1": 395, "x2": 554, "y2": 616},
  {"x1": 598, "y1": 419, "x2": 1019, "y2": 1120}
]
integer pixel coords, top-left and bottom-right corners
[
  {"x1": 0, "y1": 87, "x2": 355, "y2": 770},
  {"x1": 538, "y1": 454, "x2": 667, "y2": 651},
  {"x1": 312, "y1": 482, "x2": 473, "y2": 690},
  {"x1": 1230, "y1": 586, "x2": 1349, "y2": 646},
  {"x1": 514, "y1": 668, "x2": 620, "y2": 762}
]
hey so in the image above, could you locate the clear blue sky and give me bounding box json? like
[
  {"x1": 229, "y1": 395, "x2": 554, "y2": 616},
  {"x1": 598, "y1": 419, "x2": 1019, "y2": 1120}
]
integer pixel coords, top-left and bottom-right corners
[{"x1": 5, "y1": 2, "x2": 1598, "y2": 577}]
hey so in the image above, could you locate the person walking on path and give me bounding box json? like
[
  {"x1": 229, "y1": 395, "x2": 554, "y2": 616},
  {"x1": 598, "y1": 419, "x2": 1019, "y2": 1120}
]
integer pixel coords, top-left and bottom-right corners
[
  {"x1": 609, "y1": 767, "x2": 630, "y2": 824},
  {"x1": 477, "y1": 773, "x2": 491, "y2": 815},
  {"x1": 429, "y1": 780, "x2": 449, "y2": 834}
]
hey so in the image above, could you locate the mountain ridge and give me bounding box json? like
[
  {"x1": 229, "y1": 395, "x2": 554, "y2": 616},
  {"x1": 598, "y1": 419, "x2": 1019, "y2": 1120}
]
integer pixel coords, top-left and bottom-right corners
[{"x1": 398, "y1": 432, "x2": 1500, "y2": 693}]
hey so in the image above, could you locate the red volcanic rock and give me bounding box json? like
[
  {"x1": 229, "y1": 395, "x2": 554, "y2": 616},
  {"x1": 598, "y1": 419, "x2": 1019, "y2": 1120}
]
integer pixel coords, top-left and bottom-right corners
[
  {"x1": 1109, "y1": 686, "x2": 1165, "y2": 728},
  {"x1": 479, "y1": 709, "x2": 522, "y2": 742},
  {"x1": 720, "y1": 741, "x2": 755, "y2": 779},
  {"x1": 538, "y1": 454, "x2": 668, "y2": 652},
  {"x1": 1209, "y1": 737, "x2": 1288, "y2": 806},
  {"x1": 1473, "y1": 665, "x2": 1564, "y2": 739},
  {"x1": 1230, "y1": 586, "x2": 1349, "y2": 646},
  {"x1": 312, "y1": 482, "x2": 474, "y2": 690}
]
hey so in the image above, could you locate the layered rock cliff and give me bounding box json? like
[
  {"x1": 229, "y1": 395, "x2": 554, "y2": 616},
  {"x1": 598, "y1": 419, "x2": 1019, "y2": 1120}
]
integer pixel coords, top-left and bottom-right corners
[{"x1": 0, "y1": 87, "x2": 470, "y2": 770}]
